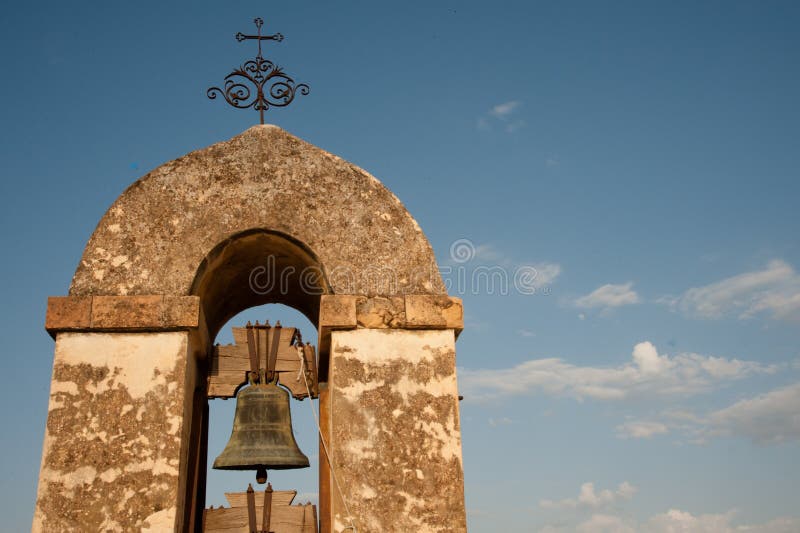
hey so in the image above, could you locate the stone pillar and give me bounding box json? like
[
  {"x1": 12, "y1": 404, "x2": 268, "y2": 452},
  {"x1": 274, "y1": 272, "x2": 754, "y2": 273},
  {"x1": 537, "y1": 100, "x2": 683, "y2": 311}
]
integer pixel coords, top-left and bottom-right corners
[
  {"x1": 34, "y1": 296, "x2": 204, "y2": 532},
  {"x1": 319, "y1": 296, "x2": 467, "y2": 533}
]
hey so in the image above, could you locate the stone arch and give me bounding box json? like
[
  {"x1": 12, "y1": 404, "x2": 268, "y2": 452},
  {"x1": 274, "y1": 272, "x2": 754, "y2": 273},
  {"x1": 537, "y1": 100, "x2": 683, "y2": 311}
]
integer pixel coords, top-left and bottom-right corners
[
  {"x1": 69, "y1": 125, "x2": 444, "y2": 304},
  {"x1": 189, "y1": 228, "x2": 328, "y2": 340}
]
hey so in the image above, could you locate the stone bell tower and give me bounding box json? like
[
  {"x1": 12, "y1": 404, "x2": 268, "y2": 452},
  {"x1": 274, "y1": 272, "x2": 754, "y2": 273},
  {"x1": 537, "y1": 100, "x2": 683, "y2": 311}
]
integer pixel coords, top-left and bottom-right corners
[{"x1": 33, "y1": 125, "x2": 468, "y2": 532}]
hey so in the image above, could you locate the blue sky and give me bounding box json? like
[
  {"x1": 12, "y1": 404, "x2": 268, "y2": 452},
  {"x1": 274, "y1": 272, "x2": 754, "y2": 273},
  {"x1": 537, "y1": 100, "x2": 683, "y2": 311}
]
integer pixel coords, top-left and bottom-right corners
[{"x1": 1, "y1": 1, "x2": 799, "y2": 531}]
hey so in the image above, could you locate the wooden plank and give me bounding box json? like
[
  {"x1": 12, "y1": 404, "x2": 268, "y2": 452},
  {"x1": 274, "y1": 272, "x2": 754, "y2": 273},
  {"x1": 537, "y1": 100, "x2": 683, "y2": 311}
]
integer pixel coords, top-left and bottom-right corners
[
  {"x1": 225, "y1": 491, "x2": 296, "y2": 508},
  {"x1": 214, "y1": 345, "x2": 304, "y2": 372},
  {"x1": 205, "y1": 488, "x2": 317, "y2": 533},
  {"x1": 187, "y1": 388, "x2": 209, "y2": 532},
  {"x1": 207, "y1": 372, "x2": 308, "y2": 399},
  {"x1": 204, "y1": 505, "x2": 316, "y2": 532},
  {"x1": 208, "y1": 326, "x2": 317, "y2": 400},
  {"x1": 303, "y1": 344, "x2": 318, "y2": 397},
  {"x1": 306, "y1": 505, "x2": 317, "y2": 533},
  {"x1": 318, "y1": 385, "x2": 331, "y2": 533},
  {"x1": 232, "y1": 327, "x2": 297, "y2": 349}
]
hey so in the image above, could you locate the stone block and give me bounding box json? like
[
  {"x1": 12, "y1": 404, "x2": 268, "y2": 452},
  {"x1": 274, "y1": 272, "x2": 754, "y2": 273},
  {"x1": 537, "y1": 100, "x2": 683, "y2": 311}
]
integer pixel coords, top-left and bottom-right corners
[
  {"x1": 45, "y1": 296, "x2": 92, "y2": 332},
  {"x1": 91, "y1": 295, "x2": 163, "y2": 329},
  {"x1": 405, "y1": 295, "x2": 463, "y2": 331},
  {"x1": 161, "y1": 296, "x2": 201, "y2": 328},
  {"x1": 319, "y1": 295, "x2": 358, "y2": 329},
  {"x1": 355, "y1": 295, "x2": 405, "y2": 329}
]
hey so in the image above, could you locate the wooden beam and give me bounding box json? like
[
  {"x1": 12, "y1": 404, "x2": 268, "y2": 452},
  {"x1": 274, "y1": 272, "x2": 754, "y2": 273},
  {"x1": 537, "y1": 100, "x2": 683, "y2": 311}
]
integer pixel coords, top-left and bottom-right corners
[
  {"x1": 204, "y1": 490, "x2": 317, "y2": 533},
  {"x1": 208, "y1": 327, "x2": 318, "y2": 400}
]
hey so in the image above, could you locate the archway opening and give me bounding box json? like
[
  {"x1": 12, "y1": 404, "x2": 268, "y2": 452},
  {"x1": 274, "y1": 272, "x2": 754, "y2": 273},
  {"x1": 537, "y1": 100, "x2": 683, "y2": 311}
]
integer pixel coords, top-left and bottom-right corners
[
  {"x1": 188, "y1": 230, "x2": 328, "y2": 530},
  {"x1": 191, "y1": 229, "x2": 330, "y2": 341},
  {"x1": 205, "y1": 303, "x2": 320, "y2": 512}
]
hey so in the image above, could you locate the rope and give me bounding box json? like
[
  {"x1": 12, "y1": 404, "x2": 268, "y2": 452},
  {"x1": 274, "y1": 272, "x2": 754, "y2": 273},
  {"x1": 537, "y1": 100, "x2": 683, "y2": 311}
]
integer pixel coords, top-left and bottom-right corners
[{"x1": 296, "y1": 347, "x2": 358, "y2": 533}]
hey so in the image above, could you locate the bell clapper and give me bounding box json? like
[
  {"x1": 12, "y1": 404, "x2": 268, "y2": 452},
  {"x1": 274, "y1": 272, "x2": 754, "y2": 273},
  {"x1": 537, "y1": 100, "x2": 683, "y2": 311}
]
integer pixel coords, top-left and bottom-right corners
[{"x1": 256, "y1": 467, "x2": 268, "y2": 485}]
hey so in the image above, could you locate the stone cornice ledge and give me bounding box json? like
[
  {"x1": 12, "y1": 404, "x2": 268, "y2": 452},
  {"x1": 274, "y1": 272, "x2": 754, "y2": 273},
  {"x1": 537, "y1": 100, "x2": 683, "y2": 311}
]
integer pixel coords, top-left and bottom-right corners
[
  {"x1": 319, "y1": 294, "x2": 463, "y2": 331},
  {"x1": 317, "y1": 294, "x2": 463, "y2": 361},
  {"x1": 45, "y1": 295, "x2": 201, "y2": 337}
]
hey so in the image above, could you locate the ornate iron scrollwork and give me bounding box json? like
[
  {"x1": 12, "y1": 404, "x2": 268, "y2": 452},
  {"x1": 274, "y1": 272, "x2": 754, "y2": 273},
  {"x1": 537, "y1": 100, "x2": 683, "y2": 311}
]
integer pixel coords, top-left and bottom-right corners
[{"x1": 208, "y1": 18, "x2": 309, "y2": 124}]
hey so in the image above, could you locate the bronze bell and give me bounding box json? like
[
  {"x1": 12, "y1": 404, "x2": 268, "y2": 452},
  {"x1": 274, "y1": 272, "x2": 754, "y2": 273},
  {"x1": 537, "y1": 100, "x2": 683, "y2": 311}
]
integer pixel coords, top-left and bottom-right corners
[{"x1": 213, "y1": 382, "x2": 309, "y2": 483}]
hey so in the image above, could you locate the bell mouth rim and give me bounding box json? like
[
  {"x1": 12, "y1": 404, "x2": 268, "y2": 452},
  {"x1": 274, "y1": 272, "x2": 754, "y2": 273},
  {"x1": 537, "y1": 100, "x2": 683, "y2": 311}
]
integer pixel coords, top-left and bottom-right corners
[
  {"x1": 234, "y1": 381, "x2": 293, "y2": 396},
  {"x1": 211, "y1": 462, "x2": 311, "y2": 470}
]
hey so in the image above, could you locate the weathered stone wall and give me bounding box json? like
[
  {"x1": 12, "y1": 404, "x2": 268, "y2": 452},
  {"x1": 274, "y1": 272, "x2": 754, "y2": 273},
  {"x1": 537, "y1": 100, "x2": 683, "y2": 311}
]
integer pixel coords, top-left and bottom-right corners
[
  {"x1": 33, "y1": 332, "x2": 193, "y2": 532},
  {"x1": 326, "y1": 329, "x2": 467, "y2": 532}
]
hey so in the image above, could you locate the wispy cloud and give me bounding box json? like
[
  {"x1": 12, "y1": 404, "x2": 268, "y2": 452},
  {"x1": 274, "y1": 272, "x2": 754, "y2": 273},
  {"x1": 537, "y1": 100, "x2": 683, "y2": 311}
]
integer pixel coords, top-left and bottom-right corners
[
  {"x1": 488, "y1": 416, "x2": 513, "y2": 427},
  {"x1": 663, "y1": 260, "x2": 800, "y2": 322},
  {"x1": 540, "y1": 481, "x2": 636, "y2": 510},
  {"x1": 477, "y1": 100, "x2": 525, "y2": 133},
  {"x1": 574, "y1": 282, "x2": 640, "y2": 310},
  {"x1": 567, "y1": 510, "x2": 800, "y2": 533},
  {"x1": 539, "y1": 485, "x2": 800, "y2": 532},
  {"x1": 545, "y1": 155, "x2": 560, "y2": 168},
  {"x1": 616, "y1": 420, "x2": 669, "y2": 439},
  {"x1": 645, "y1": 510, "x2": 800, "y2": 533},
  {"x1": 618, "y1": 382, "x2": 800, "y2": 445},
  {"x1": 442, "y1": 241, "x2": 561, "y2": 293},
  {"x1": 490, "y1": 100, "x2": 520, "y2": 118},
  {"x1": 705, "y1": 382, "x2": 800, "y2": 444},
  {"x1": 459, "y1": 341, "x2": 774, "y2": 402}
]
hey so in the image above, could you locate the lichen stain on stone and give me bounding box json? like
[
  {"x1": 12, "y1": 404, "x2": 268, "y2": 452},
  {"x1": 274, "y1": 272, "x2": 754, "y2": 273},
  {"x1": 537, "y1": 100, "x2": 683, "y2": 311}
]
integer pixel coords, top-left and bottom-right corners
[{"x1": 33, "y1": 333, "x2": 187, "y2": 532}]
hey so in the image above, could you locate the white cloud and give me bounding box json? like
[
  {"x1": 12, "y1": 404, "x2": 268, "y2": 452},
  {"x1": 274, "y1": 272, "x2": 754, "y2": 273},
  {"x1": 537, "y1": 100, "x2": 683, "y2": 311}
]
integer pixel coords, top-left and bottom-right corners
[
  {"x1": 490, "y1": 100, "x2": 520, "y2": 118},
  {"x1": 540, "y1": 482, "x2": 637, "y2": 510},
  {"x1": 643, "y1": 510, "x2": 800, "y2": 533},
  {"x1": 458, "y1": 243, "x2": 560, "y2": 279},
  {"x1": 443, "y1": 242, "x2": 561, "y2": 292},
  {"x1": 517, "y1": 329, "x2": 536, "y2": 337},
  {"x1": 488, "y1": 416, "x2": 513, "y2": 427},
  {"x1": 478, "y1": 100, "x2": 525, "y2": 133},
  {"x1": 705, "y1": 382, "x2": 800, "y2": 445},
  {"x1": 616, "y1": 420, "x2": 669, "y2": 439},
  {"x1": 736, "y1": 517, "x2": 800, "y2": 532},
  {"x1": 459, "y1": 341, "x2": 773, "y2": 402},
  {"x1": 575, "y1": 282, "x2": 640, "y2": 310},
  {"x1": 472, "y1": 243, "x2": 511, "y2": 264},
  {"x1": 644, "y1": 509, "x2": 737, "y2": 532},
  {"x1": 632, "y1": 341, "x2": 667, "y2": 374},
  {"x1": 543, "y1": 509, "x2": 800, "y2": 533},
  {"x1": 667, "y1": 260, "x2": 800, "y2": 322},
  {"x1": 530, "y1": 262, "x2": 562, "y2": 288},
  {"x1": 618, "y1": 382, "x2": 800, "y2": 445},
  {"x1": 577, "y1": 514, "x2": 636, "y2": 533},
  {"x1": 539, "y1": 485, "x2": 800, "y2": 532}
]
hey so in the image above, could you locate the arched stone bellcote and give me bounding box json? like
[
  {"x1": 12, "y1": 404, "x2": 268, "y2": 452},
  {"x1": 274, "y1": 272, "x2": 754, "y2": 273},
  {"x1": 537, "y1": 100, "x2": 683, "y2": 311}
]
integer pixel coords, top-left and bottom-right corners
[{"x1": 35, "y1": 126, "x2": 467, "y2": 533}]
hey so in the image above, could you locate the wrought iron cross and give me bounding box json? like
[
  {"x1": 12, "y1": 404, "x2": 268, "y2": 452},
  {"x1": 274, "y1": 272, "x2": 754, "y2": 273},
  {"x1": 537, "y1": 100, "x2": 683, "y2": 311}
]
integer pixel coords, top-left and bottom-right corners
[
  {"x1": 208, "y1": 18, "x2": 309, "y2": 124},
  {"x1": 236, "y1": 17, "x2": 283, "y2": 57}
]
